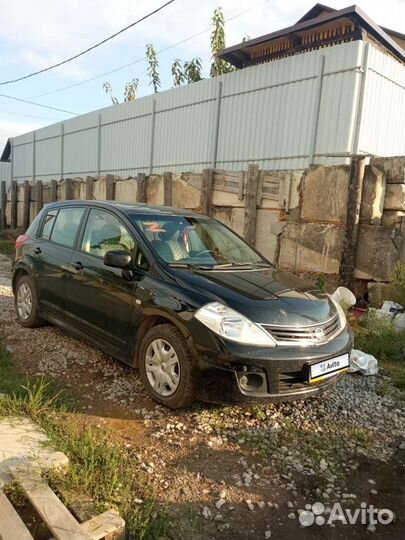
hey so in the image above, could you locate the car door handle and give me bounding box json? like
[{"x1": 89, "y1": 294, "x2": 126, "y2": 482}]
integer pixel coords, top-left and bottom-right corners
[
  {"x1": 33, "y1": 247, "x2": 41, "y2": 254},
  {"x1": 72, "y1": 261, "x2": 84, "y2": 271}
]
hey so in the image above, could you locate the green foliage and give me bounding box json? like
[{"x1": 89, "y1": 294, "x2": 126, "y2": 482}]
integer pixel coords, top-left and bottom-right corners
[
  {"x1": 0, "y1": 234, "x2": 14, "y2": 256},
  {"x1": 354, "y1": 310, "x2": 405, "y2": 363},
  {"x1": 102, "y1": 81, "x2": 119, "y2": 105},
  {"x1": 146, "y1": 43, "x2": 160, "y2": 93},
  {"x1": 184, "y1": 57, "x2": 203, "y2": 83},
  {"x1": 171, "y1": 58, "x2": 186, "y2": 87},
  {"x1": 210, "y1": 7, "x2": 235, "y2": 77},
  {"x1": 315, "y1": 274, "x2": 326, "y2": 291},
  {"x1": 103, "y1": 78, "x2": 139, "y2": 105}
]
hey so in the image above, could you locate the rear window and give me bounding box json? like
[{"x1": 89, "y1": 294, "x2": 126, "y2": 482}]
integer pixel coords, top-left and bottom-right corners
[{"x1": 42, "y1": 207, "x2": 85, "y2": 248}]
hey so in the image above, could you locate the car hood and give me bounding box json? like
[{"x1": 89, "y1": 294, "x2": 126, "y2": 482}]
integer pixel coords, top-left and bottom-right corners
[{"x1": 174, "y1": 267, "x2": 336, "y2": 326}]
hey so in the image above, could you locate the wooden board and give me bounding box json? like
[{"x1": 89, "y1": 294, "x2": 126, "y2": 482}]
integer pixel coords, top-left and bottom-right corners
[
  {"x1": 80, "y1": 510, "x2": 125, "y2": 540},
  {"x1": 13, "y1": 471, "x2": 92, "y2": 540},
  {"x1": 0, "y1": 490, "x2": 34, "y2": 540}
]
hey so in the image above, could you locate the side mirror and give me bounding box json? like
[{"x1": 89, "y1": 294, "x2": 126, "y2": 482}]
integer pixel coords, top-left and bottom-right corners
[{"x1": 104, "y1": 250, "x2": 133, "y2": 269}]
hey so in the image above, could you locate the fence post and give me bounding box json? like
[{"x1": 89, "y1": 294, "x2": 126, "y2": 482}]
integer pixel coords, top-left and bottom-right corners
[
  {"x1": 51, "y1": 180, "x2": 58, "y2": 202},
  {"x1": 32, "y1": 131, "x2": 36, "y2": 182},
  {"x1": 201, "y1": 169, "x2": 214, "y2": 216},
  {"x1": 211, "y1": 81, "x2": 223, "y2": 168},
  {"x1": 23, "y1": 180, "x2": 30, "y2": 230},
  {"x1": 309, "y1": 55, "x2": 325, "y2": 165},
  {"x1": 106, "y1": 175, "x2": 115, "y2": 200},
  {"x1": 60, "y1": 123, "x2": 64, "y2": 179},
  {"x1": 64, "y1": 178, "x2": 73, "y2": 200},
  {"x1": 339, "y1": 156, "x2": 367, "y2": 288},
  {"x1": 97, "y1": 113, "x2": 102, "y2": 176},
  {"x1": 244, "y1": 164, "x2": 259, "y2": 246},
  {"x1": 10, "y1": 180, "x2": 18, "y2": 229},
  {"x1": 149, "y1": 99, "x2": 156, "y2": 176},
  {"x1": 85, "y1": 176, "x2": 94, "y2": 200},
  {"x1": 0, "y1": 180, "x2": 6, "y2": 231},
  {"x1": 36, "y1": 181, "x2": 43, "y2": 215},
  {"x1": 137, "y1": 173, "x2": 146, "y2": 203},
  {"x1": 163, "y1": 172, "x2": 172, "y2": 206}
]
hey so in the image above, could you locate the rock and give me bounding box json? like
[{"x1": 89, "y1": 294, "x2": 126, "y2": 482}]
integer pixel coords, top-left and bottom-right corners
[
  {"x1": 370, "y1": 489, "x2": 378, "y2": 495},
  {"x1": 246, "y1": 499, "x2": 255, "y2": 511},
  {"x1": 215, "y1": 499, "x2": 225, "y2": 510},
  {"x1": 265, "y1": 529, "x2": 272, "y2": 538},
  {"x1": 202, "y1": 506, "x2": 212, "y2": 519},
  {"x1": 320, "y1": 459, "x2": 328, "y2": 471},
  {"x1": 257, "y1": 501, "x2": 266, "y2": 509},
  {"x1": 370, "y1": 156, "x2": 405, "y2": 184},
  {"x1": 361, "y1": 166, "x2": 386, "y2": 224},
  {"x1": 288, "y1": 512, "x2": 295, "y2": 520},
  {"x1": 368, "y1": 479, "x2": 376, "y2": 485},
  {"x1": 384, "y1": 184, "x2": 405, "y2": 211}
]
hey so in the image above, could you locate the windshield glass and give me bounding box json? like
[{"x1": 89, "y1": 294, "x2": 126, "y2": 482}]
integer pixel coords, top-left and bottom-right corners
[{"x1": 129, "y1": 215, "x2": 267, "y2": 268}]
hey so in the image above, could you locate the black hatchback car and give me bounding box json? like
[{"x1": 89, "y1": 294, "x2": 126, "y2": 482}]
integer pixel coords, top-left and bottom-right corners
[{"x1": 12, "y1": 201, "x2": 353, "y2": 408}]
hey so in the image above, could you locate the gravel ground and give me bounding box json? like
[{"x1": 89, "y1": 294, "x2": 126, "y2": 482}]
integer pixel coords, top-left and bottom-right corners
[{"x1": 0, "y1": 252, "x2": 404, "y2": 540}]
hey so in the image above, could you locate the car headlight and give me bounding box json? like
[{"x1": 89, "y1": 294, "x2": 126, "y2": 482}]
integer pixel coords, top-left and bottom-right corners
[
  {"x1": 194, "y1": 302, "x2": 277, "y2": 347},
  {"x1": 330, "y1": 297, "x2": 347, "y2": 329}
]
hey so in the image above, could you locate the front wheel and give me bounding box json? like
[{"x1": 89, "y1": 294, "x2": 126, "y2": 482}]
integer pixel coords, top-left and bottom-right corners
[
  {"x1": 15, "y1": 275, "x2": 45, "y2": 328},
  {"x1": 138, "y1": 324, "x2": 196, "y2": 409}
]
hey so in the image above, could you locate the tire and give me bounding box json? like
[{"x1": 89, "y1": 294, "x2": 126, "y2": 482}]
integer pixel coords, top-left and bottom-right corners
[
  {"x1": 138, "y1": 324, "x2": 196, "y2": 409},
  {"x1": 15, "y1": 275, "x2": 45, "y2": 328}
]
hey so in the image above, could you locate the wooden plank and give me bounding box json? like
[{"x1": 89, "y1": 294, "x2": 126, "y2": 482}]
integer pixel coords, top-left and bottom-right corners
[
  {"x1": 0, "y1": 490, "x2": 34, "y2": 540},
  {"x1": 10, "y1": 180, "x2": 17, "y2": 229},
  {"x1": 105, "y1": 175, "x2": 115, "y2": 201},
  {"x1": 238, "y1": 171, "x2": 245, "y2": 200},
  {"x1": 14, "y1": 471, "x2": 92, "y2": 540},
  {"x1": 243, "y1": 164, "x2": 259, "y2": 246},
  {"x1": 0, "y1": 180, "x2": 6, "y2": 231},
  {"x1": 23, "y1": 180, "x2": 30, "y2": 230},
  {"x1": 201, "y1": 169, "x2": 213, "y2": 216},
  {"x1": 51, "y1": 180, "x2": 58, "y2": 202},
  {"x1": 85, "y1": 177, "x2": 94, "y2": 200},
  {"x1": 80, "y1": 510, "x2": 125, "y2": 540},
  {"x1": 163, "y1": 171, "x2": 172, "y2": 206},
  {"x1": 35, "y1": 181, "x2": 43, "y2": 215},
  {"x1": 136, "y1": 173, "x2": 146, "y2": 203}
]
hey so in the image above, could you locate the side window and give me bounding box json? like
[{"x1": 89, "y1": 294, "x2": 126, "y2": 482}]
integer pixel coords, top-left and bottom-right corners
[
  {"x1": 49, "y1": 207, "x2": 85, "y2": 248},
  {"x1": 81, "y1": 209, "x2": 136, "y2": 258},
  {"x1": 41, "y1": 209, "x2": 58, "y2": 240}
]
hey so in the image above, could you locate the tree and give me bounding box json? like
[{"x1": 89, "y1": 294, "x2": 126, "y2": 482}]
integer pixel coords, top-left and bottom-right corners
[
  {"x1": 184, "y1": 57, "x2": 203, "y2": 83},
  {"x1": 103, "y1": 82, "x2": 119, "y2": 105},
  {"x1": 102, "y1": 78, "x2": 139, "y2": 104},
  {"x1": 210, "y1": 7, "x2": 235, "y2": 77},
  {"x1": 172, "y1": 58, "x2": 186, "y2": 87},
  {"x1": 146, "y1": 43, "x2": 160, "y2": 93}
]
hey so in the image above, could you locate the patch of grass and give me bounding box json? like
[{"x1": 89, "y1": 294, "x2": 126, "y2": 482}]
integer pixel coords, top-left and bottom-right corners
[
  {"x1": 0, "y1": 233, "x2": 14, "y2": 256},
  {"x1": 0, "y1": 342, "x2": 172, "y2": 539},
  {"x1": 352, "y1": 311, "x2": 405, "y2": 363}
]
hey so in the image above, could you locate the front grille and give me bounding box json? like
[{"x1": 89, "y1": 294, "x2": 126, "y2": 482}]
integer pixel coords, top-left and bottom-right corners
[
  {"x1": 278, "y1": 370, "x2": 308, "y2": 391},
  {"x1": 262, "y1": 314, "x2": 341, "y2": 346}
]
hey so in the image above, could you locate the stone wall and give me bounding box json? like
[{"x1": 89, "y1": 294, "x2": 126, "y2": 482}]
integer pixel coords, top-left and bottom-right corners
[{"x1": 2, "y1": 158, "x2": 405, "y2": 293}]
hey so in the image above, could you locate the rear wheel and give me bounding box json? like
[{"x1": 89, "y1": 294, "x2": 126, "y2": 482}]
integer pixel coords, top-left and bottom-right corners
[
  {"x1": 139, "y1": 324, "x2": 196, "y2": 409},
  {"x1": 15, "y1": 275, "x2": 45, "y2": 328}
]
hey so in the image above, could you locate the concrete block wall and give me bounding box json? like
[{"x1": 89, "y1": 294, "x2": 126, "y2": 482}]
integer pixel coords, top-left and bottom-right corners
[{"x1": 2, "y1": 157, "x2": 404, "y2": 292}]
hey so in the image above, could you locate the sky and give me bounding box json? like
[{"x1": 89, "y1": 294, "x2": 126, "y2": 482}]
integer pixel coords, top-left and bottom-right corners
[{"x1": 0, "y1": 0, "x2": 404, "y2": 151}]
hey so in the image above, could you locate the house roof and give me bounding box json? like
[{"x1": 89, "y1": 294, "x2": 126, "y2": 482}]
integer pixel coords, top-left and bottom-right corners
[{"x1": 218, "y1": 3, "x2": 405, "y2": 68}]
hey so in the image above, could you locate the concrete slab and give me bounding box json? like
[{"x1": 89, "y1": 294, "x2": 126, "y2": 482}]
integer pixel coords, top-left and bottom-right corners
[{"x1": 0, "y1": 417, "x2": 68, "y2": 486}]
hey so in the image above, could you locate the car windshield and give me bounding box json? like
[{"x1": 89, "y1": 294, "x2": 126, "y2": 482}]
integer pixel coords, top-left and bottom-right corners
[{"x1": 130, "y1": 214, "x2": 268, "y2": 268}]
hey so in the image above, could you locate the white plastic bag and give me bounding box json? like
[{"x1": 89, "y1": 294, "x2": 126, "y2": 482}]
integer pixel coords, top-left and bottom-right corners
[
  {"x1": 331, "y1": 286, "x2": 356, "y2": 309},
  {"x1": 349, "y1": 349, "x2": 378, "y2": 376}
]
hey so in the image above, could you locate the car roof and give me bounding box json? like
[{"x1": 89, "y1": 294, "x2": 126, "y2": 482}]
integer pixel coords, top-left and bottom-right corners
[{"x1": 44, "y1": 200, "x2": 207, "y2": 218}]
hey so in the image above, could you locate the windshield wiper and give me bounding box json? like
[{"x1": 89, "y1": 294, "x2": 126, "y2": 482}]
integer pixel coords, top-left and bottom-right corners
[
  {"x1": 212, "y1": 261, "x2": 272, "y2": 269},
  {"x1": 168, "y1": 262, "x2": 213, "y2": 270}
]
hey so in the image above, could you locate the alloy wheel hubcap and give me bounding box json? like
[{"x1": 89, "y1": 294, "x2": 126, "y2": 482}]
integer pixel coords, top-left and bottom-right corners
[
  {"x1": 17, "y1": 283, "x2": 33, "y2": 320},
  {"x1": 145, "y1": 338, "x2": 180, "y2": 397}
]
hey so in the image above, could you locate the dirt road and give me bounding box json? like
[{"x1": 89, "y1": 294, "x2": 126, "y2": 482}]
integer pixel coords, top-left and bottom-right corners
[{"x1": 0, "y1": 252, "x2": 404, "y2": 540}]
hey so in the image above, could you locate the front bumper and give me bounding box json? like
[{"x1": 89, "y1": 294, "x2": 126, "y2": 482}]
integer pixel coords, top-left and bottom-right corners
[{"x1": 193, "y1": 325, "x2": 354, "y2": 404}]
